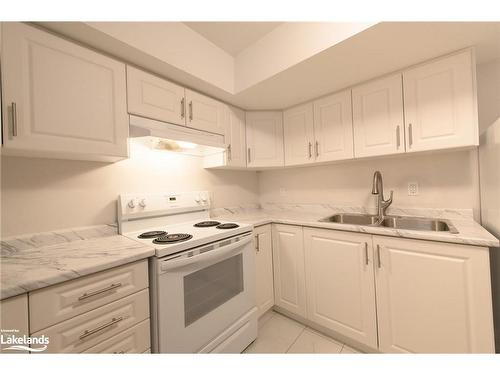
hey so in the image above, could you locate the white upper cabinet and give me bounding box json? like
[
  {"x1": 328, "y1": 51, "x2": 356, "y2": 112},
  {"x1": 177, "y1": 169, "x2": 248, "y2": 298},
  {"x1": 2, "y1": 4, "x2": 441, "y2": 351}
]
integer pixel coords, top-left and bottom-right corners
[
  {"x1": 1, "y1": 23, "x2": 129, "y2": 162},
  {"x1": 185, "y1": 89, "x2": 226, "y2": 135},
  {"x1": 313, "y1": 90, "x2": 354, "y2": 162},
  {"x1": 127, "y1": 66, "x2": 186, "y2": 126},
  {"x1": 272, "y1": 224, "x2": 307, "y2": 318},
  {"x1": 352, "y1": 74, "x2": 405, "y2": 158},
  {"x1": 245, "y1": 111, "x2": 284, "y2": 168},
  {"x1": 403, "y1": 49, "x2": 478, "y2": 152},
  {"x1": 283, "y1": 103, "x2": 315, "y2": 166},
  {"x1": 304, "y1": 228, "x2": 378, "y2": 348},
  {"x1": 225, "y1": 106, "x2": 247, "y2": 168},
  {"x1": 374, "y1": 236, "x2": 494, "y2": 353}
]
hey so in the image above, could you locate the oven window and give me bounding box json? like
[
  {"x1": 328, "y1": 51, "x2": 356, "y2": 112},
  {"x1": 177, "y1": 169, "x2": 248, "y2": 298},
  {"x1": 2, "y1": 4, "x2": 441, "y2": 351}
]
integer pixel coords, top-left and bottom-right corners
[{"x1": 184, "y1": 254, "x2": 244, "y2": 327}]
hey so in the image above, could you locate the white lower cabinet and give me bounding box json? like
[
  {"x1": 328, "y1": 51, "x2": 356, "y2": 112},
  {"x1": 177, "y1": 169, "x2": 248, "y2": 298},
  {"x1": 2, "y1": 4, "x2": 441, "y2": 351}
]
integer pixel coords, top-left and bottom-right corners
[
  {"x1": 373, "y1": 236, "x2": 494, "y2": 353},
  {"x1": 272, "y1": 224, "x2": 307, "y2": 318},
  {"x1": 270, "y1": 225, "x2": 494, "y2": 353},
  {"x1": 303, "y1": 228, "x2": 378, "y2": 348},
  {"x1": 254, "y1": 225, "x2": 274, "y2": 317},
  {"x1": 0, "y1": 294, "x2": 29, "y2": 354}
]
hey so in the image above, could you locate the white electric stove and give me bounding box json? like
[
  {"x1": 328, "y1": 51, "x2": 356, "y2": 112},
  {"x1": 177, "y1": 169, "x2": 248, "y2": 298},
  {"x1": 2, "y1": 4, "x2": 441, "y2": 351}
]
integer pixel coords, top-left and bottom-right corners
[{"x1": 117, "y1": 191, "x2": 258, "y2": 354}]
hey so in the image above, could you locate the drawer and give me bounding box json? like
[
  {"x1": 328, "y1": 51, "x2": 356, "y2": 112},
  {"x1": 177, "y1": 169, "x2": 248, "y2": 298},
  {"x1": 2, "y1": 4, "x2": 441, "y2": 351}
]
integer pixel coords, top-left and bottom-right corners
[
  {"x1": 30, "y1": 260, "x2": 148, "y2": 332},
  {"x1": 32, "y1": 289, "x2": 149, "y2": 353},
  {"x1": 84, "y1": 319, "x2": 150, "y2": 354}
]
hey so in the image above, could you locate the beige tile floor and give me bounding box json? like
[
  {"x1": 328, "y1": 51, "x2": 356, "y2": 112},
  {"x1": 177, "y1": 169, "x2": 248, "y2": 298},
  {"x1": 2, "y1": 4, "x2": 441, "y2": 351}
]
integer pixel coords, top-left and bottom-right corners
[{"x1": 244, "y1": 310, "x2": 361, "y2": 354}]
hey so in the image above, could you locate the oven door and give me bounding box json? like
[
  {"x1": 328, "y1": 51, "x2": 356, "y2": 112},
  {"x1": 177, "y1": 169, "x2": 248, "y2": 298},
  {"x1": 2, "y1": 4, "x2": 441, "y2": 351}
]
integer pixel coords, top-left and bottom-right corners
[{"x1": 155, "y1": 233, "x2": 255, "y2": 353}]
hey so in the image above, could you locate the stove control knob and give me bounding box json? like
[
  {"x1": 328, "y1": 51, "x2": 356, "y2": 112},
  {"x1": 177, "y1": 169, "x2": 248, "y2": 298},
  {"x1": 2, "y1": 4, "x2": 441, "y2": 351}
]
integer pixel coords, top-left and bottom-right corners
[
  {"x1": 128, "y1": 199, "x2": 136, "y2": 209},
  {"x1": 201, "y1": 195, "x2": 208, "y2": 203},
  {"x1": 195, "y1": 196, "x2": 201, "y2": 204},
  {"x1": 139, "y1": 199, "x2": 147, "y2": 208}
]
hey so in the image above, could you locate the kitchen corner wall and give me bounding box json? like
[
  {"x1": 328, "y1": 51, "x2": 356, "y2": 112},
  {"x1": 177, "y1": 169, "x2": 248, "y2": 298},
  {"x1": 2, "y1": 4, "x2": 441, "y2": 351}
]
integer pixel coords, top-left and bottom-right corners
[{"x1": 0, "y1": 149, "x2": 259, "y2": 237}]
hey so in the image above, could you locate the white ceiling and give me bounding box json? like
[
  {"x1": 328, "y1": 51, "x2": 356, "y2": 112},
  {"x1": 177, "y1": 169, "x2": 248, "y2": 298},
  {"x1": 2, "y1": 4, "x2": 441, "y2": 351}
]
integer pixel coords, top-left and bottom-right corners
[{"x1": 184, "y1": 22, "x2": 282, "y2": 56}]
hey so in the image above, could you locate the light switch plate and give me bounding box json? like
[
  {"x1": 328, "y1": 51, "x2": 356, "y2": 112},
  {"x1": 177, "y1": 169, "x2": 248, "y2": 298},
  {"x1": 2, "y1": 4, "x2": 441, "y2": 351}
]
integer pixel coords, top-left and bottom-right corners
[{"x1": 408, "y1": 182, "x2": 419, "y2": 196}]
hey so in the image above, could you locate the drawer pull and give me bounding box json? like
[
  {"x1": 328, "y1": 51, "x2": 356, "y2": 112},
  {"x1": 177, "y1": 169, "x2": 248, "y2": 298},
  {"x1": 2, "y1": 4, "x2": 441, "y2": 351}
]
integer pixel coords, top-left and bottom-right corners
[
  {"x1": 11, "y1": 102, "x2": 18, "y2": 137},
  {"x1": 364, "y1": 242, "x2": 369, "y2": 265},
  {"x1": 113, "y1": 351, "x2": 125, "y2": 354},
  {"x1": 79, "y1": 316, "x2": 123, "y2": 340},
  {"x1": 78, "y1": 283, "x2": 122, "y2": 301}
]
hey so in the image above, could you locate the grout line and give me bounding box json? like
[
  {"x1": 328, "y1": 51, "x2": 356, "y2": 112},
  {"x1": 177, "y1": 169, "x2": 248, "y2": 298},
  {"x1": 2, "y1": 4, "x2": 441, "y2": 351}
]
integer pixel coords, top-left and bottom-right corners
[{"x1": 284, "y1": 326, "x2": 307, "y2": 353}]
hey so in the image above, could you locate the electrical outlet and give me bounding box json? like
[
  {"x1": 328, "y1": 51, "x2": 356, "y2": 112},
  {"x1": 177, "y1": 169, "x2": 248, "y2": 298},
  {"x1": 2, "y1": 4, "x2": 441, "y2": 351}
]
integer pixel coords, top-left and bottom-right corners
[
  {"x1": 408, "y1": 182, "x2": 419, "y2": 196},
  {"x1": 279, "y1": 187, "x2": 287, "y2": 196}
]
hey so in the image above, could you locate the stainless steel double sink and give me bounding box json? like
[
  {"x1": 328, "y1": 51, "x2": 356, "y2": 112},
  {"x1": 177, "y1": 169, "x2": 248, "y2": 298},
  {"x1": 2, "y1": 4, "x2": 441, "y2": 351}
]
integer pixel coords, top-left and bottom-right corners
[{"x1": 318, "y1": 213, "x2": 459, "y2": 234}]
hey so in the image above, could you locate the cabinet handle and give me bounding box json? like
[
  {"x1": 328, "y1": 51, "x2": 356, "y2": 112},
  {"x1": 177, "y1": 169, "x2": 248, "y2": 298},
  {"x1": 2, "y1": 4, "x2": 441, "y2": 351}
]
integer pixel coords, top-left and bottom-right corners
[
  {"x1": 11, "y1": 102, "x2": 18, "y2": 137},
  {"x1": 79, "y1": 316, "x2": 123, "y2": 340},
  {"x1": 376, "y1": 244, "x2": 382, "y2": 269},
  {"x1": 189, "y1": 101, "x2": 193, "y2": 121},
  {"x1": 247, "y1": 148, "x2": 251, "y2": 163},
  {"x1": 113, "y1": 351, "x2": 125, "y2": 354},
  {"x1": 181, "y1": 98, "x2": 185, "y2": 119},
  {"x1": 315, "y1": 141, "x2": 319, "y2": 157},
  {"x1": 78, "y1": 282, "x2": 122, "y2": 301},
  {"x1": 227, "y1": 144, "x2": 232, "y2": 161},
  {"x1": 408, "y1": 123, "x2": 413, "y2": 148},
  {"x1": 396, "y1": 125, "x2": 400, "y2": 149},
  {"x1": 364, "y1": 242, "x2": 369, "y2": 265},
  {"x1": 308, "y1": 142, "x2": 312, "y2": 158},
  {"x1": 255, "y1": 234, "x2": 260, "y2": 252}
]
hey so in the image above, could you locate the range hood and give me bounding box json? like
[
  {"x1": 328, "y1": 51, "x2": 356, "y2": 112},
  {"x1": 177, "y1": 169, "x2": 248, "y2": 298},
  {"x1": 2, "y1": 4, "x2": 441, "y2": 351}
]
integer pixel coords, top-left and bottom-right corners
[{"x1": 129, "y1": 115, "x2": 226, "y2": 157}]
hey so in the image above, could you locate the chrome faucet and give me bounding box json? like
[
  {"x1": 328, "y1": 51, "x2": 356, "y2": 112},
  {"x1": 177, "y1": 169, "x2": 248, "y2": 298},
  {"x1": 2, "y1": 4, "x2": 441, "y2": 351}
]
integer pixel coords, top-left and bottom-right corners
[{"x1": 371, "y1": 171, "x2": 393, "y2": 225}]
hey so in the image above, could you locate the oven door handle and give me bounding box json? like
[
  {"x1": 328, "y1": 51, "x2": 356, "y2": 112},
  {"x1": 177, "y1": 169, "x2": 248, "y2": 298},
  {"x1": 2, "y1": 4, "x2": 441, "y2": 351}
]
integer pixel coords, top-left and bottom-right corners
[{"x1": 160, "y1": 235, "x2": 252, "y2": 272}]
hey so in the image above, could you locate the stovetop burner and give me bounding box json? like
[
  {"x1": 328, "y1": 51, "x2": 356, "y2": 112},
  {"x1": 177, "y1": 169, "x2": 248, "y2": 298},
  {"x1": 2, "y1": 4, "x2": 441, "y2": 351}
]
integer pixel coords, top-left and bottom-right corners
[
  {"x1": 138, "y1": 230, "x2": 167, "y2": 239},
  {"x1": 153, "y1": 233, "x2": 193, "y2": 244},
  {"x1": 216, "y1": 223, "x2": 240, "y2": 229},
  {"x1": 193, "y1": 221, "x2": 221, "y2": 228}
]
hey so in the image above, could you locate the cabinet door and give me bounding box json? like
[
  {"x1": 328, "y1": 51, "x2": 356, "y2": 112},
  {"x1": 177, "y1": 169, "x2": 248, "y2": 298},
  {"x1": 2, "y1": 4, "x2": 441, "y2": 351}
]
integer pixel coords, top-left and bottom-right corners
[
  {"x1": 185, "y1": 89, "x2": 225, "y2": 135},
  {"x1": 304, "y1": 229, "x2": 378, "y2": 348},
  {"x1": 1, "y1": 22, "x2": 128, "y2": 162},
  {"x1": 373, "y1": 236, "x2": 494, "y2": 353},
  {"x1": 313, "y1": 90, "x2": 354, "y2": 162},
  {"x1": 245, "y1": 111, "x2": 284, "y2": 168},
  {"x1": 283, "y1": 103, "x2": 315, "y2": 166},
  {"x1": 254, "y1": 225, "x2": 274, "y2": 317},
  {"x1": 403, "y1": 50, "x2": 478, "y2": 152},
  {"x1": 352, "y1": 74, "x2": 405, "y2": 157},
  {"x1": 226, "y1": 106, "x2": 247, "y2": 168},
  {"x1": 272, "y1": 224, "x2": 306, "y2": 317},
  {"x1": 127, "y1": 66, "x2": 186, "y2": 126},
  {"x1": 0, "y1": 294, "x2": 29, "y2": 353}
]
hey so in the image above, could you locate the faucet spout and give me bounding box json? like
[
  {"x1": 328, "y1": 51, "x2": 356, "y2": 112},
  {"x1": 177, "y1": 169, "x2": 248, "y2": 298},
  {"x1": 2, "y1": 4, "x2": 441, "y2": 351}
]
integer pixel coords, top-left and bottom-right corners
[{"x1": 371, "y1": 171, "x2": 393, "y2": 225}]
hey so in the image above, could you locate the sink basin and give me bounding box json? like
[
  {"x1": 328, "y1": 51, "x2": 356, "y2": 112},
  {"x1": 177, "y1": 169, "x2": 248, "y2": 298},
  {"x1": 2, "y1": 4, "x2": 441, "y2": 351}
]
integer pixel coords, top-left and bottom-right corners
[
  {"x1": 319, "y1": 213, "x2": 378, "y2": 225},
  {"x1": 319, "y1": 213, "x2": 458, "y2": 234},
  {"x1": 380, "y1": 216, "x2": 458, "y2": 233}
]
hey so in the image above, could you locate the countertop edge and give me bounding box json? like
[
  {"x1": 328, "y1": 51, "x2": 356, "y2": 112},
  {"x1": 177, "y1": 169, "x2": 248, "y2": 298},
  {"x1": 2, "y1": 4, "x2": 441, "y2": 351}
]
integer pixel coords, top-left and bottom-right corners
[{"x1": 235, "y1": 217, "x2": 500, "y2": 248}]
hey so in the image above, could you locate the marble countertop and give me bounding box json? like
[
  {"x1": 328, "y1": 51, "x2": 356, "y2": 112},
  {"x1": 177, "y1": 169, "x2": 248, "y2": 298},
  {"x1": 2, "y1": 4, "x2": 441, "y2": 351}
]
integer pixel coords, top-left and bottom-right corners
[
  {"x1": 1, "y1": 225, "x2": 154, "y2": 300},
  {"x1": 211, "y1": 204, "x2": 500, "y2": 248}
]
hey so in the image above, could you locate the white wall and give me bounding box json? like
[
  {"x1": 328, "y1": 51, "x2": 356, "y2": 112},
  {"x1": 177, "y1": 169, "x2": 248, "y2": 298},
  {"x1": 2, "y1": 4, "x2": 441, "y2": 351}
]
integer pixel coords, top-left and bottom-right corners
[
  {"x1": 259, "y1": 150, "x2": 481, "y2": 219},
  {"x1": 0, "y1": 142, "x2": 259, "y2": 236},
  {"x1": 477, "y1": 60, "x2": 500, "y2": 351}
]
